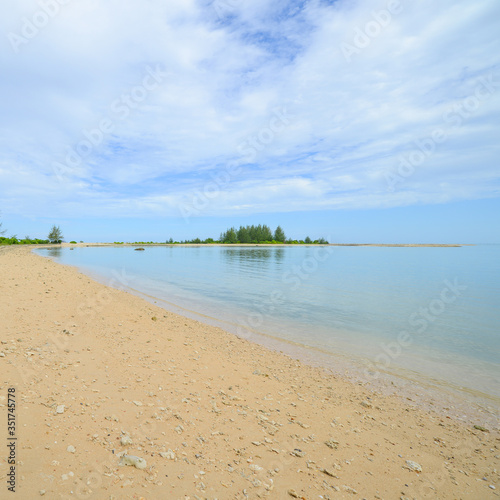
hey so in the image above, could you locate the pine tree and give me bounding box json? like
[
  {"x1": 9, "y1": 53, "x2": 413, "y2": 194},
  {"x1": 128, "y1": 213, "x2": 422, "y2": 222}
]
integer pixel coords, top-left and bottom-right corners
[
  {"x1": 221, "y1": 227, "x2": 238, "y2": 243},
  {"x1": 262, "y1": 225, "x2": 273, "y2": 242},
  {"x1": 47, "y1": 225, "x2": 63, "y2": 243},
  {"x1": 274, "y1": 225, "x2": 286, "y2": 242},
  {"x1": 237, "y1": 226, "x2": 251, "y2": 243}
]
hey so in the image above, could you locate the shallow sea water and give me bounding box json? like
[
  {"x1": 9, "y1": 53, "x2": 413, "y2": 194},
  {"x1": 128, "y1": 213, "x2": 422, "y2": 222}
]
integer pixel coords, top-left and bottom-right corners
[{"x1": 36, "y1": 244, "x2": 500, "y2": 420}]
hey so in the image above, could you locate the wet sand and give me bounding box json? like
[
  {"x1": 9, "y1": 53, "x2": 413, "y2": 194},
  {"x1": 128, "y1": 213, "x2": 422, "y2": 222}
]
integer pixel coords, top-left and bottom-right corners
[{"x1": 0, "y1": 246, "x2": 498, "y2": 499}]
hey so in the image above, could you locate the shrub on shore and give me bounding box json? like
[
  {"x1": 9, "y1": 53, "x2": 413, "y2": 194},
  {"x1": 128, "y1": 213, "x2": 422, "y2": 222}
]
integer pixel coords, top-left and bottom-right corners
[
  {"x1": 0, "y1": 220, "x2": 66, "y2": 246},
  {"x1": 0, "y1": 236, "x2": 50, "y2": 245}
]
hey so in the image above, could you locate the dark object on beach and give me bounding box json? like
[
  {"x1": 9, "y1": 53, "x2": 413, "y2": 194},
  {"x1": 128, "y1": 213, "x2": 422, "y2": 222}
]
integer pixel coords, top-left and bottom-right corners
[
  {"x1": 134, "y1": 247, "x2": 145, "y2": 251},
  {"x1": 474, "y1": 424, "x2": 489, "y2": 432}
]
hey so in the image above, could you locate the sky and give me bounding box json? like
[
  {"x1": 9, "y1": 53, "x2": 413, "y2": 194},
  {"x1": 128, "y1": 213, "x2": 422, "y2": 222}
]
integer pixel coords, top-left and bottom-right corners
[{"x1": 1, "y1": 0, "x2": 499, "y2": 243}]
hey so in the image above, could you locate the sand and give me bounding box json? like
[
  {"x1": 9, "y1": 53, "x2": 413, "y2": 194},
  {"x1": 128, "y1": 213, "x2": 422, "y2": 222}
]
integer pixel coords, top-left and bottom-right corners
[{"x1": 0, "y1": 245, "x2": 498, "y2": 499}]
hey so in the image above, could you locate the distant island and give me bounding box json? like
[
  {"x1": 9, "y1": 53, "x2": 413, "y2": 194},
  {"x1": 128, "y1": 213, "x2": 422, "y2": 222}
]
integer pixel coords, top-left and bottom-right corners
[{"x1": 115, "y1": 224, "x2": 330, "y2": 245}]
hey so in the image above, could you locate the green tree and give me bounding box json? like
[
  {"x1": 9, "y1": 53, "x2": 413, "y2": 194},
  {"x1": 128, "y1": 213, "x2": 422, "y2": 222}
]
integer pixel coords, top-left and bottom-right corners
[
  {"x1": 252, "y1": 224, "x2": 262, "y2": 243},
  {"x1": 47, "y1": 225, "x2": 63, "y2": 243},
  {"x1": 218, "y1": 224, "x2": 290, "y2": 244},
  {"x1": 237, "y1": 226, "x2": 251, "y2": 243},
  {"x1": 221, "y1": 227, "x2": 238, "y2": 243},
  {"x1": 304, "y1": 236, "x2": 312, "y2": 244},
  {"x1": 248, "y1": 225, "x2": 257, "y2": 242},
  {"x1": 262, "y1": 224, "x2": 273, "y2": 242},
  {"x1": 273, "y1": 225, "x2": 286, "y2": 242}
]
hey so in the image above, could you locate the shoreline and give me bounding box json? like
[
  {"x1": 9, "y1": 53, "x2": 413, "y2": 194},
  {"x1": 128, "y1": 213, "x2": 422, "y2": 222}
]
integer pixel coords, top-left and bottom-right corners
[
  {"x1": 37, "y1": 244, "x2": 499, "y2": 424},
  {"x1": 0, "y1": 246, "x2": 498, "y2": 498},
  {"x1": 97, "y1": 273, "x2": 500, "y2": 427},
  {"x1": 58, "y1": 242, "x2": 468, "y2": 248}
]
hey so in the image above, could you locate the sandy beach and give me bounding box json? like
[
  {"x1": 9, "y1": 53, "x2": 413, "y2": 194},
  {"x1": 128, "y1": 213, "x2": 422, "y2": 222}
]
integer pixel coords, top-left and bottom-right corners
[{"x1": 0, "y1": 246, "x2": 498, "y2": 499}]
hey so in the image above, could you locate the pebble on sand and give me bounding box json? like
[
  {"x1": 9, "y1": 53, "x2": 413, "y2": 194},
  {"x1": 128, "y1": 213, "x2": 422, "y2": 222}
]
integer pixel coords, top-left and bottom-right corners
[
  {"x1": 120, "y1": 435, "x2": 133, "y2": 446},
  {"x1": 405, "y1": 460, "x2": 422, "y2": 472},
  {"x1": 325, "y1": 438, "x2": 339, "y2": 449}
]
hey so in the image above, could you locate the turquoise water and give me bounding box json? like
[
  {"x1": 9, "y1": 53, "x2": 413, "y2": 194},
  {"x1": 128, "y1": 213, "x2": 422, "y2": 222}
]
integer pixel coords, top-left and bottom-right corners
[{"x1": 36, "y1": 244, "x2": 500, "y2": 402}]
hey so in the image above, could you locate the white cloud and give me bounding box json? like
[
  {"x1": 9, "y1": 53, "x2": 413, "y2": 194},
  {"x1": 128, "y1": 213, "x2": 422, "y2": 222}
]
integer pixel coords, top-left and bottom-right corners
[{"x1": 0, "y1": 0, "x2": 499, "y2": 219}]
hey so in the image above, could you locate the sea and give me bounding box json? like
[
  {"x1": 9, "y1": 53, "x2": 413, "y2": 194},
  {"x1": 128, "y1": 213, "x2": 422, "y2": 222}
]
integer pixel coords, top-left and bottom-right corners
[{"x1": 36, "y1": 244, "x2": 500, "y2": 422}]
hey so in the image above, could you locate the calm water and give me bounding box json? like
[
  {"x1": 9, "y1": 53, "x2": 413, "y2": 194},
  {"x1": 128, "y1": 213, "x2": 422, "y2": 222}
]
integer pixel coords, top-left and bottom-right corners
[{"x1": 36, "y1": 245, "x2": 500, "y2": 403}]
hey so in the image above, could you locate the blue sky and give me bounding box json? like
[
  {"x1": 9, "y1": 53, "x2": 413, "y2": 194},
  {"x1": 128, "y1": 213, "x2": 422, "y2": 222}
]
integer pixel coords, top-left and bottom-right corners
[{"x1": 1, "y1": 0, "x2": 499, "y2": 243}]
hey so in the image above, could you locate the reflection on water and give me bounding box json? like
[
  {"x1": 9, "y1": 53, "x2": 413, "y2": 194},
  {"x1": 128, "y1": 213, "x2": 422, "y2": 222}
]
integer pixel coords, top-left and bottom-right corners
[
  {"x1": 46, "y1": 247, "x2": 62, "y2": 258},
  {"x1": 221, "y1": 247, "x2": 284, "y2": 264}
]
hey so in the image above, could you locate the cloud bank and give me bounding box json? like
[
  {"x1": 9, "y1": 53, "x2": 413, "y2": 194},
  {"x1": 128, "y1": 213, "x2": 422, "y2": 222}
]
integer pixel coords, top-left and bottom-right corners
[{"x1": 1, "y1": 0, "x2": 499, "y2": 219}]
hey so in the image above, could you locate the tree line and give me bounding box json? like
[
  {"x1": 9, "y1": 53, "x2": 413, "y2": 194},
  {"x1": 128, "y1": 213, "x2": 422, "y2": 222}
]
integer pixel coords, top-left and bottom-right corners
[
  {"x1": 1, "y1": 219, "x2": 328, "y2": 246},
  {"x1": 220, "y1": 224, "x2": 284, "y2": 243},
  {"x1": 173, "y1": 225, "x2": 328, "y2": 245}
]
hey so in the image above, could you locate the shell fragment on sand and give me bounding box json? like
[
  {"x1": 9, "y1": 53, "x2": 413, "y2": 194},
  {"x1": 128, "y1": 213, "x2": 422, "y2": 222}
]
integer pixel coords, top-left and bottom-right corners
[
  {"x1": 405, "y1": 460, "x2": 422, "y2": 472},
  {"x1": 119, "y1": 454, "x2": 147, "y2": 469}
]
